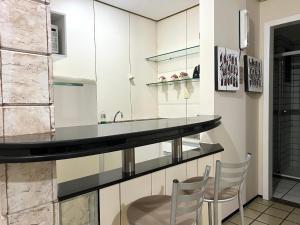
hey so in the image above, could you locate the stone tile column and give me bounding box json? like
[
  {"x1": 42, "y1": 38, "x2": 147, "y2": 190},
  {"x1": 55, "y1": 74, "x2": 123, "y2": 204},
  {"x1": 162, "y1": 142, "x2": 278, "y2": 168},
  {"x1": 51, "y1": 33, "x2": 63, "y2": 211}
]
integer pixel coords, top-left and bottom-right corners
[{"x1": 0, "y1": 0, "x2": 57, "y2": 224}]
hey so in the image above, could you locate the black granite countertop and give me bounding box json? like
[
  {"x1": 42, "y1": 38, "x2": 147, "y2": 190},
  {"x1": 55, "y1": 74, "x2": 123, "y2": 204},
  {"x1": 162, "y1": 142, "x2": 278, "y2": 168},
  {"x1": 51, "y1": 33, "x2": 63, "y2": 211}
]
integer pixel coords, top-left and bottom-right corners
[
  {"x1": 58, "y1": 142, "x2": 224, "y2": 201},
  {"x1": 0, "y1": 116, "x2": 221, "y2": 163}
]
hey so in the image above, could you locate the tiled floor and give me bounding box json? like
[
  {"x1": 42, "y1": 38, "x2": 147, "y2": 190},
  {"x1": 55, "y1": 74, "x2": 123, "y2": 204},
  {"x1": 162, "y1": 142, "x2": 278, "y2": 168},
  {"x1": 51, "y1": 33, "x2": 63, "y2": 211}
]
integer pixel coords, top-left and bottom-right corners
[
  {"x1": 223, "y1": 196, "x2": 300, "y2": 225},
  {"x1": 273, "y1": 177, "x2": 300, "y2": 204}
]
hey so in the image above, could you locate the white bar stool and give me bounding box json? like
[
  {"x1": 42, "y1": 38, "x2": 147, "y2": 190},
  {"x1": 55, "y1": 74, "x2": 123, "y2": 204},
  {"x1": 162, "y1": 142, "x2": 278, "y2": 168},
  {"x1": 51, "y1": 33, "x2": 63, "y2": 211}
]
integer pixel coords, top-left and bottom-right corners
[
  {"x1": 185, "y1": 153, "x2": 252, "y2": 225},
  {"x1": 126, "y1": 165, "x2": 211, "y2": 225}
]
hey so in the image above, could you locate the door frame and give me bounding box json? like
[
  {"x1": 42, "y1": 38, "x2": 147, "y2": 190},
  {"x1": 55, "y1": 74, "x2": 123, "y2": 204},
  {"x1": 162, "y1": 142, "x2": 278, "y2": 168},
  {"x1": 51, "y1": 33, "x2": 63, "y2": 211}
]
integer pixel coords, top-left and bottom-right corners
[{"x1": 263, "y1": 14, "x2": 300, "y2": 200}]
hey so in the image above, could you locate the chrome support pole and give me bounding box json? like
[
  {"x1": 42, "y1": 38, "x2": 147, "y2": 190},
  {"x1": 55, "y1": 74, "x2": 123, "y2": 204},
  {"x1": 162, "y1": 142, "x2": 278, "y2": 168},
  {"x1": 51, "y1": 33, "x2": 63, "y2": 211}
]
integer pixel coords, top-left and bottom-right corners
[
  {"x1": 172, "y1": 138, "x2": 183, "y2": 162},
  {"x1": 122, "y1": 148, "x2": 135, "y2": 175}
]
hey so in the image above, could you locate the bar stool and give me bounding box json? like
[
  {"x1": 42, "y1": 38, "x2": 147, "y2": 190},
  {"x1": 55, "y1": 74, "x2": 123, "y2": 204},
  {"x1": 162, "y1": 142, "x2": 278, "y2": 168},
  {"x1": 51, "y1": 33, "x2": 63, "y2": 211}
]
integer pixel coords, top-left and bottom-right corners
[
  {"x1": 126, "y1": 165, "x2": 211, "y2": 225},
  {"x1": 184, "y1": 153, "x2": 252, "y2": 225}
]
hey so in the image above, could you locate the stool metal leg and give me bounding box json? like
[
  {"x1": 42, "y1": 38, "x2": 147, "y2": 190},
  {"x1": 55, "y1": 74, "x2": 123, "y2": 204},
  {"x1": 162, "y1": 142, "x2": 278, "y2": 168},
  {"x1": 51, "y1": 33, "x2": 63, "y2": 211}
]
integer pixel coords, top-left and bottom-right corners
[
  {"x1": 213, "y1": 202, "x2": 218, "y2": 225},
  {"x1": 208, "y1": 202, "x2": 212, "y2": 225},
  {"x1": 238, "y1": 192, "x2": 245, "y2": 225},
  {"x1": 196, "y1": 208, "x2": 200, "y2": 225}
]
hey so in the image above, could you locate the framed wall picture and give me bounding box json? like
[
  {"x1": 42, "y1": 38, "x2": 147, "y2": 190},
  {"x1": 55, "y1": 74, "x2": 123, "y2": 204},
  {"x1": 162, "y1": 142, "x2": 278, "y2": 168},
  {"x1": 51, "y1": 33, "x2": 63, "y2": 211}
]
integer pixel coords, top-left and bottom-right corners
[
  {"x1": 244, "y1": 55, "x2": 263, "y2": 92},
  {"x1": 215, "y1": 46, "x2": 240, "y2": 91}
]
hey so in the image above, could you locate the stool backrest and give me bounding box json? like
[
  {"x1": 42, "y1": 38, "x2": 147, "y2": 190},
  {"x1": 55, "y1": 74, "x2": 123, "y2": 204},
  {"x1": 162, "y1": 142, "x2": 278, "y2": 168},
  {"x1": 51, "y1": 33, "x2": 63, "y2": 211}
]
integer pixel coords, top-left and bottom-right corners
[
  {"x1": 214, "y1": 153, "x2": 252, "y2": 201},
  {"x1": 170, "y1": 165, "x2": 211, "y2": 225}
]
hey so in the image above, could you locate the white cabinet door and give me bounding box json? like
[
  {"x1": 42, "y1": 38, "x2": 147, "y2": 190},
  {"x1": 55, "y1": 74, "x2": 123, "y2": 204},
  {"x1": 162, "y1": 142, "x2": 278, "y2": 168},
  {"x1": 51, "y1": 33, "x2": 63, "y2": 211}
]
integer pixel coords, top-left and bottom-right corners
[
  {"x1": 100, "y1": 184, "x2": 120, "y2": 225},
  {"x1": 151, "y1": 170, "x2": 166, "y2": 195},
  {"x1": 198, "y1": 154, "x2": 214, "y2": 176},
  {"x1": 94, "y1": 2, "x2": 131, "y2": 122},
  {"x1": 187, "y1": 6, "x2": 200, "y2": 48},
  {"x1": 130, "y1": 14, "x2": 158, "y2": 120},
  {"x1": 51, "y1": 0, "x2": 95, "y2": 80},
  {"x1": 187, "y1": 159, "x2": 198, "y2": 179},
  {"x1": 120, "y1": 175, "x2": 152, "y2": 225},
  {"x1": 165, "y1": 163, "x2": 187, "y2": 195}
]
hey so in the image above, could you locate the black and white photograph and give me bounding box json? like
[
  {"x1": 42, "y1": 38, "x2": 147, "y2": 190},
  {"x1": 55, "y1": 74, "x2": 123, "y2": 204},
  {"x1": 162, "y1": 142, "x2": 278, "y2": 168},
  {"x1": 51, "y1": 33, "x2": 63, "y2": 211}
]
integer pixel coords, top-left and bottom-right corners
[
  {"x1": 215, "y1": 46, "x2": 240, "y2": 91},
  {"x1": 244, "y1": 55, "x2": 263, "y2": 92}
]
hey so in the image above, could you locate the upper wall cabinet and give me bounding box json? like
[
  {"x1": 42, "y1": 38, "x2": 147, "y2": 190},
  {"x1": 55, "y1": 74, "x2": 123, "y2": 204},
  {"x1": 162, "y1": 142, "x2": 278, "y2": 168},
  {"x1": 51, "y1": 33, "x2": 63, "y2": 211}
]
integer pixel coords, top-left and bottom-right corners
[
  {"x1": 94, "y1": 2, "x2": 131, "y2": 121},
  {"x1": 157, "y1": 12, "x2": 187, "y2": 54},
  {"x1": 50, "y1": 0, "x2": 95, "y2": 81},
  {"x1": 187, "y1": 6, "x2": 200, "y2": 47},
  {"x1": 94, "y1": 3, "x2": 159, "y2": 122},
  {"x1": 129, "y1": 14, "x2": 158, "y2": 120}
]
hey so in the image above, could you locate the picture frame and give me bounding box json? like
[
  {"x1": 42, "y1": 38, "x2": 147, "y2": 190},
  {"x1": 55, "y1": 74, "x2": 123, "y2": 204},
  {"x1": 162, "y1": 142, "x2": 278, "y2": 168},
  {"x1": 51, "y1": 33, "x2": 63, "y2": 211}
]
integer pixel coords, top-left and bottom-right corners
[
  {"x1": 215, "y1": 46, "x2": 240, "y2": 91},
  {"x1": 244, "y1": 55, "x2": 263, "y2": 92}
]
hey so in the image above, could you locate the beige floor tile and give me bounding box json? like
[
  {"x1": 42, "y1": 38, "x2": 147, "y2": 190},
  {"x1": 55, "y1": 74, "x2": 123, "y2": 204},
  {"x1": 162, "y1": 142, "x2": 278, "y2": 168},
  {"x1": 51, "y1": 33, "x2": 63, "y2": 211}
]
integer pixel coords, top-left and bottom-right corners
[
  {"x1": 281, "y1": 221, "x2": 298, "y2": 225},
  {"x1": 293, "y1": 208, "x2": 300, "y2": 215},
  {"x1": 251, "y1": 221, "x2": 266, "y2": 225},
  {"x1": 247, "y1": 202, "x2": 269, "y2": 212},
  {"x1": 222, "y1": 221, "x2": 236, "y2": 225},
  {"x1": 257, "y1": 214, "x2": 283, "y2": 225},
  {"x1": 265, "y1": 207, "x2": 290, "y2": 219},
  {"x1": 244, "y1": 208, "x2": 261, "y2": 219},
  {"x1": 229, "y1": 214, "x2": 253, "y2": 225},
  {"x1": 254, "y1": 197, "x2": 274, "y2": 206},
  {"x1": 286, "y1": 213, "x2": 300, "y2": 224},
  {"x1": 272, "y1": 202, "x2": 294, "y2": 212}
]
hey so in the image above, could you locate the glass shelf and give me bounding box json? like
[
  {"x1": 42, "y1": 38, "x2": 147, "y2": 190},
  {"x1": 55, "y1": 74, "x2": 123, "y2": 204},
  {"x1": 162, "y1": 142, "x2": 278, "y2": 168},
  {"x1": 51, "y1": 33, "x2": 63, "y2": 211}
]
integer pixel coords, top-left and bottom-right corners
[
  {"x1": 146, "y1": 45, "x2": 200, "y2": 62},
  {"x1": 146, "y1": 78, "x2": 199, "y2": 86}
]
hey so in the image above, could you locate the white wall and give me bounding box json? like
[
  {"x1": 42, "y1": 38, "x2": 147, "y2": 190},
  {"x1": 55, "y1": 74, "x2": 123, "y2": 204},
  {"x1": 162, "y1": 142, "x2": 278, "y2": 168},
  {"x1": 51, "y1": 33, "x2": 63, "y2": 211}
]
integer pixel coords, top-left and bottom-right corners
[
  {"x1": 199, "y1": 0, "x2": 261, "y2": 219},
  {"x1": 245, "y1": 0, "x2": 260, "y2": 203},
  {"x1": 54, "y1": 84, "x2": 98, "y2": 127},
  {"x1": 54, "y1": 84, "x2": 100, "y2": 183},
  {"x1": 157, "y1": 6, "x2": 201, "y2": 118},
  {"x1": 258, "y1": 0, "x2": 300, "y2": 196},
  {"x1": 50, "y1": 0, "x2": 95, "y2": 81},
  {"x1": 214, "y1": 0, "x2": 247, "y2": 218}
]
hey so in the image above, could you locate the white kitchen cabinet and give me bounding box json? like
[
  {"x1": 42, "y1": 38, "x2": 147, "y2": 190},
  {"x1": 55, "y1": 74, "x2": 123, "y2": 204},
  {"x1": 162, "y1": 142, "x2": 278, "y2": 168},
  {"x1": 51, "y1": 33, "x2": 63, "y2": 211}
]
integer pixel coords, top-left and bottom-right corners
[
  {"x1": 151, "y1": 170, "x2": 166, "y2": 195},
  {"x1": 120, "y1": 175, "x2": 152, "y2": 225},
  {"x1": 187, "y1": 6, "x2": 200, "y2": 47},
  {"x1": 165, "y1": 163, "x2": 187, "y2": 195},
  {"x1": 100, "y1": 184, "x2": 121, "y2": 225},
  {"x1": 198, "y1": 154, "x2": 214, "y2": 176},
  {"x1": 94, "y1": 153, "x2": 221, "y2": 225},
  {"x1": 214, "y1": 152, "x2": 222, "y2": 162},
  {"x1": 130, "y1": 14, "x2": 158, "y2": 121},
  {"x1": 94, "y1": 2, "x2": 131, "y2": 122},
  {"x1": 187, "y1": 159, "x2": 198, "y2": 178},
  {"x1": 51, "y1": 0, "x2": 95, "y2": 81}
]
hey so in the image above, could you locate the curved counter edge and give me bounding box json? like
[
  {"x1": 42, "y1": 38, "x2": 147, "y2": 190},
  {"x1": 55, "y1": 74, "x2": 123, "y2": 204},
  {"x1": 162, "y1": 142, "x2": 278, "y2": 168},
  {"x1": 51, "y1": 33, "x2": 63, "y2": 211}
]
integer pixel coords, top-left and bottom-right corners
[{"x1": 0, "y1": 116, "x2": 221, "y2": 163}]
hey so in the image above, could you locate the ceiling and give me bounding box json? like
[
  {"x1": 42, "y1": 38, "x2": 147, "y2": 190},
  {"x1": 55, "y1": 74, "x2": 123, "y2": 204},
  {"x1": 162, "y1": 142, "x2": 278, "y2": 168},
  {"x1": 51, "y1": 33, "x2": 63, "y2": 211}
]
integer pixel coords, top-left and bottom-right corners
[{"x1": 96, "y1": 0, "x2": 199, "y2": 21}]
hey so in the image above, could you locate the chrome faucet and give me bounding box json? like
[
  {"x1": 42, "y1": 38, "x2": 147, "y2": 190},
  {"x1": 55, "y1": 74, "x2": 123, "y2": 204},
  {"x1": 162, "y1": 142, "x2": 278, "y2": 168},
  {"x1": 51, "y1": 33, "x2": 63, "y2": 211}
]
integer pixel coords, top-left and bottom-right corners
[{"x1": 113, "y1": 111, "x2": 124, "y2": 122}]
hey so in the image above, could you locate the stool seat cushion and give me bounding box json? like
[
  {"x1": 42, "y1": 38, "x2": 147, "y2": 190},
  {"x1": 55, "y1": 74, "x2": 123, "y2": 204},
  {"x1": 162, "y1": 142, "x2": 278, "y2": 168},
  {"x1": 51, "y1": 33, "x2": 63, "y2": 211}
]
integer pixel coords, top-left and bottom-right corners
[
  {"x1": 127, "y1": 195, "x2": 196, "y2": 225},
  {"x1": 184, "y1": 177, "x2": 239, "y2": 201}
]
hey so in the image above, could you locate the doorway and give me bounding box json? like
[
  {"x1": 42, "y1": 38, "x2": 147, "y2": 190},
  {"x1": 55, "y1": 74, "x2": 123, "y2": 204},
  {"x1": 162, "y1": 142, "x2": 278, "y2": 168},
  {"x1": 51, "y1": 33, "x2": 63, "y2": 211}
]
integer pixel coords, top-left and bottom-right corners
[
  {"x1": 263, "y1": 14, "x2": 300, "y2": 202},
  {"x1": 271, "y1": 22, "x2": 300, "y2": 204}
]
